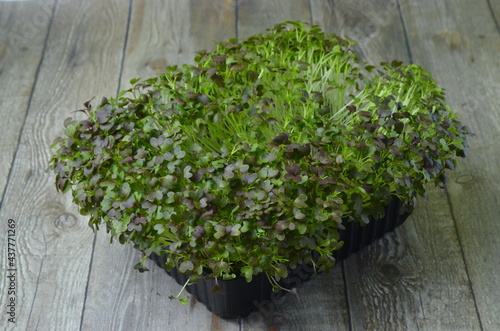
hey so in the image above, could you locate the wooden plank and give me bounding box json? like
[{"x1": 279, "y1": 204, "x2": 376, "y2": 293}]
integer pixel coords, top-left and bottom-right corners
[
  {"x1": 310, "y1": 0, "x2": 411, "y2": 64},
  {"x1": 0, "y1": 1, "x2": 53, "y2": 204},
  {"x1": 242, "y1": 271, "x2": 349, "y2": 331},
  {"x1": 344, "y1": 191, "x2": 480, "y2": 330},
  {"x1": 81, "y1": 244, "x2": 240, "y2": 330},
  {"x1": 189, "y1": 0, "x2": 237, "y2": 50},
  {"x1": 0, "y1": 0, "x2": 129, "y2": 330},
  {"x1": 399, "y1": 0, "x2": 500, "y2": 329},
  {"x1": 81, "y1": 1, "x2": 240, "y2": 329},
  {"x1": 312, "y1": 1, "x2": 482, "y2": 329},
  {"x1": 237, "y1": 0, "x2": 311, "y2": 39},
  {"x1": 487, "y1": 0, "x2": 500, "y2": 32},
  {"x1": 119, "y1": 0, "x2": 237, "y2": 87}
]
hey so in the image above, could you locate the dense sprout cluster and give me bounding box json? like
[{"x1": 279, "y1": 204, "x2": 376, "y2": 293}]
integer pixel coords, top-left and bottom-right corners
[{"x1": 48, "y1": 21, "x2": 470, "y2": 283}]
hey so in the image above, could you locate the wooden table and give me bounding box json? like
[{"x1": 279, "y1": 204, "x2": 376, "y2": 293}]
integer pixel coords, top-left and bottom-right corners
[{"x1": 1, "y1": 1, "x2": 499, "y2": 330}]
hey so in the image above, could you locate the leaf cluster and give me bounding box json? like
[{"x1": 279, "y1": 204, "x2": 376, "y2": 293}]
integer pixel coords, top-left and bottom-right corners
[{"x1": 47, "y1": 21, "x2": 470, "y2": 284}]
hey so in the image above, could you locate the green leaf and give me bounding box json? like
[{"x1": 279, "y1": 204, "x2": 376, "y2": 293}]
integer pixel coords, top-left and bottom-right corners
[
  {"x1": 241, "y1": 266, "x2": 253, "y2": 281},
  {"x1": 101, "y1": 198, "x2": 112, "y2": 212},
  {"x1": 153, "y1": 223, "x2": 166, "y2": 235},
  {"x1": 294, "y1": 194, "x2": 308, "y2": 208},
  {"x1": 240, "y1": 221, "x2": 251, "y2": 233},
  {"x1": 293, "y1": 208, "x2": 306, "y2": 220},
  {"x1": 259, "y1": 167, "x2": 279, "y2": 179},
  {"x1": 275, "y1": 263, "x2": 288, "y2": 279},
  {"x1": 391, "y1": 60, "x2": 402, "y2": 68},
  {"x1": 133, "y1": 261, "x2": 150, "y2": 273},
  {"x1": 179, "y1": 261, "x2": 194, "y2": 273},
  {"x1": 214, "y1": 224, "x2": 226, "y2": 239},
  {"x1": 130, "y1": 78, "x2": 141, "y2": 85},
  {"x1": 296, "y1": 223, "x2": 307, "y2": 234},
  {"x1": 230, "y1": 224, "x2": 241, "y2": 236}
]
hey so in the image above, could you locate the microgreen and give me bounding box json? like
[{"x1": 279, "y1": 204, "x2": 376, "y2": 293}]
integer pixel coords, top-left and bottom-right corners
[{"x1": 47, "y1": 21, "x2": 470, "y2": 290}]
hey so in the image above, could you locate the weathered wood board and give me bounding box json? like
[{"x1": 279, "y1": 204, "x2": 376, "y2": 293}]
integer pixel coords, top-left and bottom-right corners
[
  {"x1": 1, "y1": 0, "x2": 129, "y2": 330},
  {"x1": 400, "y1": 0, "x2": 500, "y2": 329},
  {"x1": 237, "y1": 0, "x2": 311, "y2": 39},
  {"x1": 0, "y1": 1, "x2": 54, "y2": 203}
]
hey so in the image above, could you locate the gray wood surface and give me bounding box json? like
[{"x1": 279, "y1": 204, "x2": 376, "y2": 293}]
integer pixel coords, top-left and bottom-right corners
[
  {"x1": 1, "y1": 0, "x2": 128, "y2": 330},
  {"x1": 237, "y1": 0, "x2": 311, "y2": 39},
  {"x1": 0, "y1": 1, "x2": 498, "y2": 330},
  {"x1": 399, "y1": 0, "x2": 500, "y2": 329},
  {"x1": 0, "y1": 1, "x2": 54, "y2": 201}
]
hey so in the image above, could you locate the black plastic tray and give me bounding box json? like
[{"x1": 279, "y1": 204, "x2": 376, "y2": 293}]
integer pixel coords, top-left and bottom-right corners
[{"x1": 149, "y1": 197, "x2": 410, "y2": 318}]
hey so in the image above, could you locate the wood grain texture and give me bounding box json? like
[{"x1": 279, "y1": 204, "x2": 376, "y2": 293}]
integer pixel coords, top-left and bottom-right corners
[
  {"x1": 82, "y1": 243, "x2": 240, "y2": 331},
  {"x1": 399, "y1": 0, "x2": 500, "y2": 329},
  {"x1": 241, "y1": 270, "x2": 350, "y2": 330},
  {"x1": 0, "y1": 1, "x2": 53, "y2": 204},
  {"x1": 310, "y1": 0, "x2": 411, "y2": 64},
  {"x1": 0, "y1": 0, "x2": 129, "y2": 330},
  {"x1": 344, "y1": 190, "x2": 480, "y2": 330},
  {"x1": 81, "y1": 1, "x2": 239, "y2": 330},
  {"x1": 120, "y1": 0, "x2": 236, "y2": 89},
  {"x1": 237, "y1": 0, "x2": 311, "y2": 39},
  {"x1": 489, "y1": 0, "x2": 500, "y2": 33},
  {"x1": 189, "y1": 0, "x2": 237, "y2": 50}
]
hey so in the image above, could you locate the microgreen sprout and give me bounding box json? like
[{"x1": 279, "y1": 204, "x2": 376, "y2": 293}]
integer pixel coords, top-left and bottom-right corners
[{"x1": 47, "y1": 21, "x2": 470, "y2": 289}]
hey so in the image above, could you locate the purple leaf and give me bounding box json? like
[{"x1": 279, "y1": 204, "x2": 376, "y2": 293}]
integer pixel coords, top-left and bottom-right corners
[
  {"x1": 271, "y1": 132, "x2": 290, "y2": 145},
  {"x1": 119, "y1": 156, "x2": 133, "y2": 164},
  {"x1": 285, "y1": 164, "x2": 300, "y2": 175},
  {"x1": 96, "y1": 106, "x2": 112, "y2": 124},
  {"x1": 242, "y1": 173, "x2": 258, "y2": 185}
]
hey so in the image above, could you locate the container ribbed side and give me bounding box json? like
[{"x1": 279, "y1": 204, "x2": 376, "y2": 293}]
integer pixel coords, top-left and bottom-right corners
[
  {"x1": 149, "y1": 253, "x2": 274, "y2": 318},
  {"x1": 333, "y1": 197, "x2": 410, "y2": 261},
  {"x1": 148, "y1": 197, "x2": 410, "y2": 318}
]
